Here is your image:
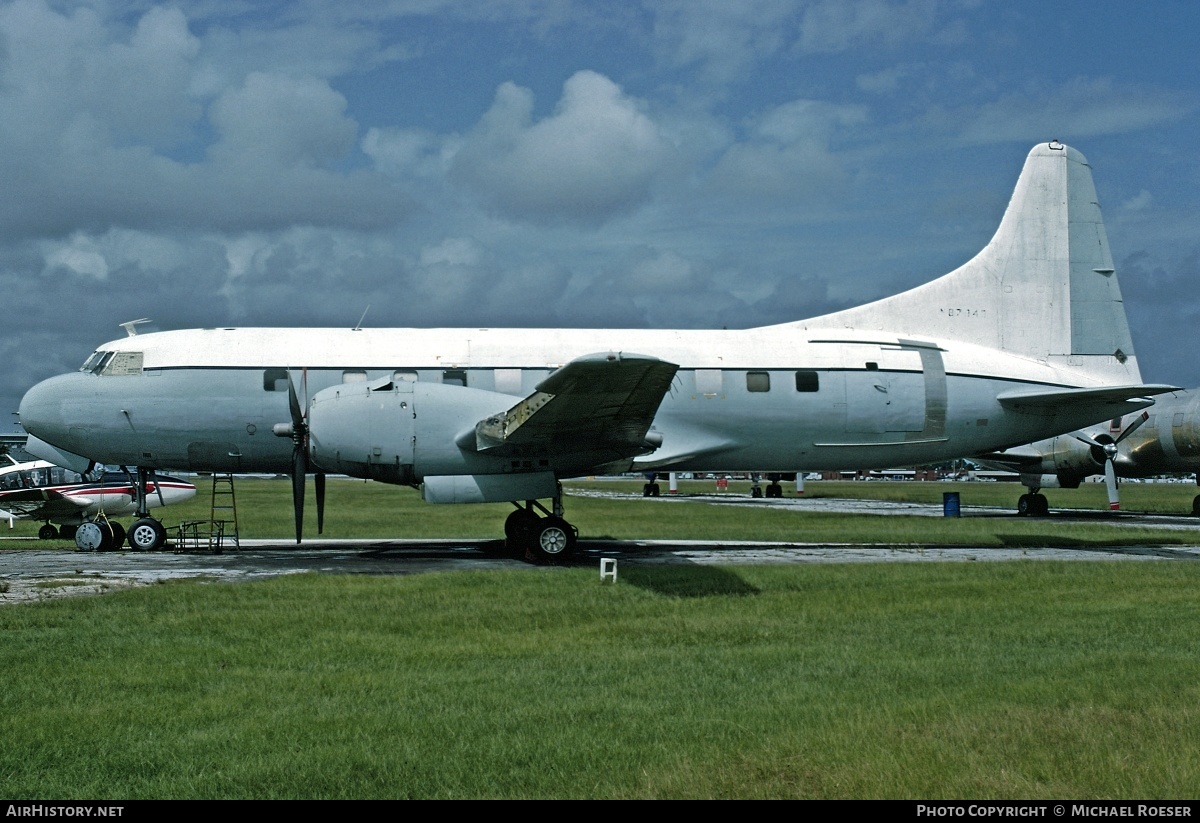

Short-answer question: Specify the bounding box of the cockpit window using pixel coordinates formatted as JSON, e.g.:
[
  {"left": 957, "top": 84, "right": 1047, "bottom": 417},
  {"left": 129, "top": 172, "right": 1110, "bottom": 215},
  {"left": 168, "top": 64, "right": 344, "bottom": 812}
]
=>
[
  {"left": 80, "top": 351, "right": 144, "bottom": 376},
  {"left": 103, "top": 351, "right": 144, "bottom": 376},
  {"left": 81, "top": 351, "right": 112, "bottom": 374}
]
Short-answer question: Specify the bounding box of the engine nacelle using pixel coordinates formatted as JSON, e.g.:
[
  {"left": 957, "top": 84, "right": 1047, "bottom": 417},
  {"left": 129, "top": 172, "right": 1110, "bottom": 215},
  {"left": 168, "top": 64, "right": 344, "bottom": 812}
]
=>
[
  {"left": 1047, "top": 434, "right": 1107, "bottom": 479},
  {"left": 307, "top": 378, "right": 520, "bottom": 485}
]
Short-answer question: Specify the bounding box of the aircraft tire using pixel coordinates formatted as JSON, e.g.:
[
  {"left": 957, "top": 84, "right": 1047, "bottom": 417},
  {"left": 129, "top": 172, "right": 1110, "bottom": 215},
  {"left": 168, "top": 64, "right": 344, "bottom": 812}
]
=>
[
  {"left": 75, "top": 521, "right": 110, "bottom": 552},
  {"left": 501, "top": 508, "right": 540, "bottom": 547},
  {"left": 650, "top": 483, "right": 660, "bottom": 497},
  {"left": 1032, "top": 494, "right": 1050, "bottom": 516},
  {"left": 38, "top": 524, "right": 58, "bottom": 540},
  {"left": 751, "top": 486, "right": 763, "bottom": 499},
  {"left": 1192, "top": 495, "right": 1200, "bottom": 516},
  {"left": 129, "top": 518, "right": 167, "bottom": 551},
  {"left": 766, "top": 483, "right": 782, "bottom": 498},
  {"left": 109, "top": 522, "right": 126, "bottom": 549},
  {"left": 1017, "top": 494, "right": 1031, "bottom": 516},
  {"left": 529, "top": 516, "right": 577, "bottom": 563}
]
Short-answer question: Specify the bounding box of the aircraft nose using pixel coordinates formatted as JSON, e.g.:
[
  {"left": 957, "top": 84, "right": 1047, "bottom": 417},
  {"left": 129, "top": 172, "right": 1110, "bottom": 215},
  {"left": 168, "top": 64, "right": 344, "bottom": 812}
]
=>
[{"left": 19, "top": 373, "right": 74, "bottom": 441}]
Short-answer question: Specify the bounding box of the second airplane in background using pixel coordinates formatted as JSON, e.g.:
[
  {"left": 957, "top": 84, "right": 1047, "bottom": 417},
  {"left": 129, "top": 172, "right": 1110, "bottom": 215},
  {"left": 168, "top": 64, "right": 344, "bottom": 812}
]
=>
[
  {"left": 975, "top": 390, "right": 1200, "bottom": 515},
  {"left": 18, "top": 142, "right": 1176, "bottom": 559}
]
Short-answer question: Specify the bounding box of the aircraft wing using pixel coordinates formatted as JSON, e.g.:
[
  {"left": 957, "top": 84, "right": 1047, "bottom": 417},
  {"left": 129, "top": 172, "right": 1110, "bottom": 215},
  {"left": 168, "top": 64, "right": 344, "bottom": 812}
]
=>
[
  {"left": 469, "top": 352, "right": 679, "bottom": 463},
  {"left": 995, "top": 384, "right": 1179, "bottom": 411},
  {"left": 0, "top": 488, "right": 93, "bottom": 521}
]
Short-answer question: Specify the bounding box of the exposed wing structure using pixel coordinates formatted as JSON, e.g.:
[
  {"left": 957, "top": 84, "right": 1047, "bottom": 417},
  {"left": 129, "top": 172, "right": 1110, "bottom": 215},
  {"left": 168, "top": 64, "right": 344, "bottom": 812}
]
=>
[{"left": 471, "top": 352, "right": 678, "bottom": 465}]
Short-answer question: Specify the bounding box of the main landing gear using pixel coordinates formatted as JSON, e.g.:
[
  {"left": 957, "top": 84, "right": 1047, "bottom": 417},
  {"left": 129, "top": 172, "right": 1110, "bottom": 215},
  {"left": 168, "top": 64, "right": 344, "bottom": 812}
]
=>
[
  {"left": 1016, "top": 490, "right": 1050, "bottom": 517},
  {"left": 71, "top": 468, "right": 170, "bottom": 552},
  {"left": 504, "top": 483, "right": 579, "bottom": 563},
  {"left": 750, "top": 474, "right": 785, "bottom": 498}
]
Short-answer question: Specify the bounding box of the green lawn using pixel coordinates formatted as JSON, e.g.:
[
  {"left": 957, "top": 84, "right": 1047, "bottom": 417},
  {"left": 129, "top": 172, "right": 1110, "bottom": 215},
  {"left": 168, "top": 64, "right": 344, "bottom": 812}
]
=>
[
  {"left": 4, "top": 477, "right": 1199, "bottom": 549},
  {"left": 2, "top": 563, "right": 1199, "bottom": 799}
]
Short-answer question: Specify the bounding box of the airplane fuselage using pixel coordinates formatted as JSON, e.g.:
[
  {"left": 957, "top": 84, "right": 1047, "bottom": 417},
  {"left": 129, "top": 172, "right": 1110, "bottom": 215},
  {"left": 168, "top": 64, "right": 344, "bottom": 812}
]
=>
[{"left": 19, "top": 325, "right": 1154, "bottom": 482}]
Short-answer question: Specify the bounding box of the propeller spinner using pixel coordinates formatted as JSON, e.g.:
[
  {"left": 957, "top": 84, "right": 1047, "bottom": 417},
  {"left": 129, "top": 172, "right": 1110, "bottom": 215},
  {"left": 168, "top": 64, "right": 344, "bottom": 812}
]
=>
[{"left": 1072, "top": 411, "right": 1150, "bottom": 511}]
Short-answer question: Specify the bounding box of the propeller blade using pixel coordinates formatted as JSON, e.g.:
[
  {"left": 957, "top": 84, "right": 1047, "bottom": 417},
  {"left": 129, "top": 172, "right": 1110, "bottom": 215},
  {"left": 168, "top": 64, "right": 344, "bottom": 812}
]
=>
[
  {"left": 316, "top": 472, "right": 326, "bottom": 535},
  {"left": 287, "top": 370, "right": 304, "bottom": 430},
  {"left": 1104, "top": 458, "right": 1120, "bottom": 511},
  {"left": 1114, "top": 410, "right": 1151, "bottom": 445},
  {"left": 292, "top": 445, "right": 306, "bottom": 543}
]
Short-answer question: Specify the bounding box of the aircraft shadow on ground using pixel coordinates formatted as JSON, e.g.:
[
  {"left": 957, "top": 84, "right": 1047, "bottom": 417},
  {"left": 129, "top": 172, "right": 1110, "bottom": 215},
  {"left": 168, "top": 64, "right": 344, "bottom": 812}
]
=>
[{"left": 615, "top": 565, "right": 760, "bottom": 598}]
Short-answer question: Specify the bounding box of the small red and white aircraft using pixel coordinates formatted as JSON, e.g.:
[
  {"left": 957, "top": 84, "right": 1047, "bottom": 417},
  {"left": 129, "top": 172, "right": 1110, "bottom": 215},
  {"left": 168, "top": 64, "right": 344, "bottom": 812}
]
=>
[{"left": 0, "top": 457, "right": 196, "bottom": 550}]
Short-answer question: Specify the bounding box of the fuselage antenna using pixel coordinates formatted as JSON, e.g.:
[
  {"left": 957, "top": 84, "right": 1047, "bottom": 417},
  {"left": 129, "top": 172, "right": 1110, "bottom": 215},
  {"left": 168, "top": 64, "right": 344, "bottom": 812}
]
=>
[
  {"left": 354, "top": 305, "right": 370, "bottom": 331},
  {"left": 119, "top": 319, "right": 151, "bottom": 337}
]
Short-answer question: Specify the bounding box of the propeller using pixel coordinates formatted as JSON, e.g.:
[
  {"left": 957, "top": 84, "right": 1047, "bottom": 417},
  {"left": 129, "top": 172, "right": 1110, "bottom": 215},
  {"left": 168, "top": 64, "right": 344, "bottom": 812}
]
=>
[
  {"left": 273, "top": 369, "right": 326, "bottom": 543},
  {"left": 1073, "top": 411, "right": 1150, "bottom": 511}
]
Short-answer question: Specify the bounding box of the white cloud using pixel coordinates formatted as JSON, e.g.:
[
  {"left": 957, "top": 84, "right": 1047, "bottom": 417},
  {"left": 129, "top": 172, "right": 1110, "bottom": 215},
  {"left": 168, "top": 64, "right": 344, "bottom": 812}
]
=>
[
  {"left": 208, "top": 72, "right": 358, "bottom": 169},
  {"left": 450, "top": 70, "right": 671, "bottom": 225},
  {"left": 798, "top": 0, "right": 940, "bottom": 54},
  {"left": 957, "top": 77, "right": 1194, "bottom": 144},
  {"left": 706, "top": 100, "right": 867, "bottom": 199}
]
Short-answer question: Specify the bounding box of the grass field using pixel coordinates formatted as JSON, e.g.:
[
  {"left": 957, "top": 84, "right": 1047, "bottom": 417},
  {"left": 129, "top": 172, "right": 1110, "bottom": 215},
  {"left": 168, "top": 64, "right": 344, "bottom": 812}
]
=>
[
  {"left": 2, "top": 563, "right": 1199, "bottom": 799},
  {"left": 3, "top": 477, "right": 1200, "bottom": 799},
  {"left": 4, "top": 476, "right": 1200, "bottom": 549}
]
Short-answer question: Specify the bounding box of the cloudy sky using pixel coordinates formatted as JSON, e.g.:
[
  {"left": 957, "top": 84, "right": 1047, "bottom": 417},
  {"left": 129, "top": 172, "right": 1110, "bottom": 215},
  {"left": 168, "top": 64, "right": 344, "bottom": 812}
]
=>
[{"left": 3, "top": 0, "right": 1199, "bottom": 430}]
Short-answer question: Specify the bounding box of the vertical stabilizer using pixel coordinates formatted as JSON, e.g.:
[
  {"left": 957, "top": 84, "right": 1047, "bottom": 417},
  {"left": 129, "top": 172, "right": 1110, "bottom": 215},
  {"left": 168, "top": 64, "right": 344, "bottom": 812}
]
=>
[{"left": 796, "top": 142, "right": 1140, "bottom": 384}]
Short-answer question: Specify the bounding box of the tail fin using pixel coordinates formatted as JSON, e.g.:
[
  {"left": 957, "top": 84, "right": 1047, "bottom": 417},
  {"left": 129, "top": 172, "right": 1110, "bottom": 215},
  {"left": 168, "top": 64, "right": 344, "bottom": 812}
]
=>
[{"left": 796, "top": 142, "right": 1141, "bottom": 384}]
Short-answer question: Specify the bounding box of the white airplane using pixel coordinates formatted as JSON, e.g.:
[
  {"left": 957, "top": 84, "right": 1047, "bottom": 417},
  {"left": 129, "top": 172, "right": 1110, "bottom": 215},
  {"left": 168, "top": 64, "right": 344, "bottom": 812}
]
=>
[
  {"left": 17, "top": 142, "right": 1177, "bottom": 559},
  {"left": 974, "top": 390, "right": 1200, "bottom": 515},
  {"left": 0, "top": 456, "right": 196, "bottom": 550}
]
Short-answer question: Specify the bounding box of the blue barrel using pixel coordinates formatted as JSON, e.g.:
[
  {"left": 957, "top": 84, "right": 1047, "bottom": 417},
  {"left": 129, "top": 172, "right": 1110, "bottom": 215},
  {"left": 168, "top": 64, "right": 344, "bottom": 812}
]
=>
[{"left": 943, "top": 491, "right": 961, "bottom": 518}]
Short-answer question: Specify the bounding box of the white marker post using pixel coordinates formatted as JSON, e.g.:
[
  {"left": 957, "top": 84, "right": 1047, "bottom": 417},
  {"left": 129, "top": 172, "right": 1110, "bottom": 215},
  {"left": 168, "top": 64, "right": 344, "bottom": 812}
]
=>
[{"left": 600, "top": 558, "right": 617, "bottom": 583}]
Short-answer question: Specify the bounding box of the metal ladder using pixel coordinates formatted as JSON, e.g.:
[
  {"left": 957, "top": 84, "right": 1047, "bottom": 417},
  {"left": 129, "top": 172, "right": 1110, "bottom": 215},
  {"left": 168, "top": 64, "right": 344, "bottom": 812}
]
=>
[{"left": 209, "top": 473, "right": 240, "bottom": 551}]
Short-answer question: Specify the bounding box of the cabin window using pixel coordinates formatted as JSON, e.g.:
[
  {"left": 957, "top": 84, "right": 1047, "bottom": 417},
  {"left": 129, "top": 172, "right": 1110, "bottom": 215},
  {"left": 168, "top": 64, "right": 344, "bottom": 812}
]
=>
[
  {"left": 443, "top": 369, "right": 467, "bottom": 387},
  {"left": 343, "top": 370, "right": 368, "bottom": 383},
  {"left": 794, "top": 370, "right": 820, "bottom": 392},
  {"left": 695, "top": 369, "right": 723, "bottom": 395},
  {"left": 865, "top": 362, "right": 879, "bottom": 371},
  {"left": 393, "top": 370, "right": 418, "bottom": 383},
  {"left": 263, "top": 368, "right": 289, "bottom": 392},
  {"left": 494, "top": 369, "right": 522, "bottom": 395},
  {"left": 746, "top": 371, "right": 771, "bottom": 392}
]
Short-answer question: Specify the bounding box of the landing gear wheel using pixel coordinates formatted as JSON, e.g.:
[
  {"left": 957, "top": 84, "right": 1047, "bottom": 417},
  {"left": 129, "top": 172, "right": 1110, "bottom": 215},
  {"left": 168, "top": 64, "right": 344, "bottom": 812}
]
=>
[
  {"left": 530, "top": 516, "right": 577, "bottom": 563},
  {"left": 751, "top": 485, "right": 763, "bottom": 498},
  {"left": 766, "top": 483, "right": 782, "bottom": 498},
  {"left": 38, "top": 524, "right": 58, "bottom": 540},
  {"left": 1192, "top": 494, "right": 1200, "bottom": 516},
  {"left": 109, "top": 522, "right": 126, "bottom": 549},
  {"left": 75, "top": 521, "right": 112, "bottom": 552},
  {"left": 1017, "top": 494, "right": 1032, "bottom": 516},
  {"left": 1032, "top": 493, "right": 1049, "bottom": 516},
  {"left": 642, "top": 482, "right": 662, "bottom": 497},
  {"left": 505, "top": 508, "right": 539, "bottom": 548},
  {"left": 128, "top": 518, "right": 168, "bottom": 551}
]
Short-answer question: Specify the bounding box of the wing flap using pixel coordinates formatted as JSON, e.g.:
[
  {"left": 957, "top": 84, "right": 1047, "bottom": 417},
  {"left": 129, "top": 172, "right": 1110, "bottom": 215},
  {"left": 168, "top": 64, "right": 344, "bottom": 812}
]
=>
[{"left": 473, "top": 352, "right": 678, "bottom": 459}]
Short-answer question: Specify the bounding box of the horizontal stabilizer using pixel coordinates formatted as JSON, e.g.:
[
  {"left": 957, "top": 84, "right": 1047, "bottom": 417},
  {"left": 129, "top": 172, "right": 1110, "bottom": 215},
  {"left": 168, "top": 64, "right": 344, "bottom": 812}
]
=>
[
  {"left": 971, "top": 445, "right": 1046, "bottom": 471},
  {"left": 472, "top": 352, "right": 679, "bottom": 458},
  {"left": 996, "top": 384, "right": 1179, "bottom": 411}
]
